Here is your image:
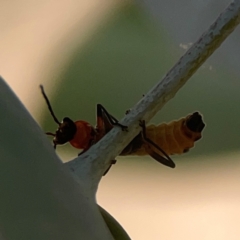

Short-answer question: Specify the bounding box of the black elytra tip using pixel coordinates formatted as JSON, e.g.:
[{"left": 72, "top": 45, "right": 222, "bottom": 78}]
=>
[{"left": 186, "top": 112, "right": 205, "bottom": 132}]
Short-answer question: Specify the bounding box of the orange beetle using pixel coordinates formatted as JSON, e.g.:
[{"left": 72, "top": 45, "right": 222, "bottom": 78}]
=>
[{"left": 40, "top": 85, "right": 205, "bottom": 174}]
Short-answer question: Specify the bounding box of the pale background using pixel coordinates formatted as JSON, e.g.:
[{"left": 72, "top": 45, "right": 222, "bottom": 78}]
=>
[{"left": 1, "top": 1, "right": 240, "bottom": 239}]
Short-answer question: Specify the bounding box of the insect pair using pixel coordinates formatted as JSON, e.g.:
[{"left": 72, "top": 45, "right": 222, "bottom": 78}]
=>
[{"left": 40, "top": 85, "right": 205, "bottom": 175}]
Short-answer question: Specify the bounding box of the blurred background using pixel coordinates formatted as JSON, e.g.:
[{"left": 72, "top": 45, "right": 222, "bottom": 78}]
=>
[{"left": 1, "top": 0, "right": 240, "bottom": 239}]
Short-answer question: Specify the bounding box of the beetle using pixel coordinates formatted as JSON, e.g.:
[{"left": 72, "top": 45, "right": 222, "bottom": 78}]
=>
[{"left": 40, "top": 85, "right": 205, "bottom": 174}]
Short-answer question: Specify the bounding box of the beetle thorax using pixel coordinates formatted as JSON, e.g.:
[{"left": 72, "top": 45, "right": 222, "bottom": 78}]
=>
[{"left": 69, "top": 120, "right": 96, "bottom": 150}]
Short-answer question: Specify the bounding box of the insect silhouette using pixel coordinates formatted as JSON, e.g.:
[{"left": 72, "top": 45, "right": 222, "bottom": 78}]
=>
[{"left": 40, "top": 85, "right": 205, "bottom": 174}]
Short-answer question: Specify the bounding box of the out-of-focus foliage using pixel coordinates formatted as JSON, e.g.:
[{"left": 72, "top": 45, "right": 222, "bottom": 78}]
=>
[{"left": 41, "top": 2, "right": 240, "bottom": 162}]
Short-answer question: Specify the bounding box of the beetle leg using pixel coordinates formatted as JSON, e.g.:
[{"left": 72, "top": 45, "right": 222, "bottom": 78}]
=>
[
  {"left": 139, "top": 120, "right": 175, "bottom": 168},
  {"left": 103, "top": 159, "right": 117, "bottom": 176},
  {"left": 97, "top": 104, "right": 128, "bottom": 131}
]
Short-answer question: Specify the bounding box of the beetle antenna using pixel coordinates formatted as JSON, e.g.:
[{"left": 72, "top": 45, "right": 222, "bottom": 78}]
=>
[{"left": 40, "top": 85, "right": 61, "bottom": 125}]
